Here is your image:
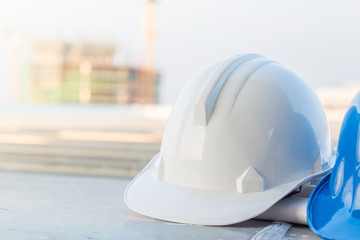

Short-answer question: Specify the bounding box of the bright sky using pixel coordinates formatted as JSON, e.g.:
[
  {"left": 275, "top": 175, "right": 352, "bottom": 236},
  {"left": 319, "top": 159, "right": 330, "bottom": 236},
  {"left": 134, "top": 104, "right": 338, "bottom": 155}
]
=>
[{"left": 0, "top": 0, "right": 359, "bottom": 104}]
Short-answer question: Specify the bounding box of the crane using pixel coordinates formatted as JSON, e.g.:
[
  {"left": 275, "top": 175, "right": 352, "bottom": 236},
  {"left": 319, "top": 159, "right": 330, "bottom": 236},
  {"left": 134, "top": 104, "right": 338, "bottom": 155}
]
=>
[{"left": 140, "top": 0, "right": 156, "bottom": 103}]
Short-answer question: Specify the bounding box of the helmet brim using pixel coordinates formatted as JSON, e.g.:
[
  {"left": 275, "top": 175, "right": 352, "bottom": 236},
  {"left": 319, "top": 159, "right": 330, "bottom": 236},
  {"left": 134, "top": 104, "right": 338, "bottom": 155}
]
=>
[
  {"left": 307, "top": 172, "right": 360, "bottom": 240},
  {"left": 125, "top": 154, "right": 331, "bottom": 226}
]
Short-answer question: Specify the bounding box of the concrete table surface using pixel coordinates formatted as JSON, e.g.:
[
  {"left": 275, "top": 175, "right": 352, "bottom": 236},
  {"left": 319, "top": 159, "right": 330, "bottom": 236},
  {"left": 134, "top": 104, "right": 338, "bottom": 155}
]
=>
[{"left": 0, "top": 171, "right": 322, "bottom": 240}]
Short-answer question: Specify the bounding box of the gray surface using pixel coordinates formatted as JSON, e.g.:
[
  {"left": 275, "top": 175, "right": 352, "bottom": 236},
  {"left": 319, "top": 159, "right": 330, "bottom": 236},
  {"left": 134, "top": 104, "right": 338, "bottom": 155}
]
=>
[{"left": 0, "top": 171, "right": 322, "bottom": 240}]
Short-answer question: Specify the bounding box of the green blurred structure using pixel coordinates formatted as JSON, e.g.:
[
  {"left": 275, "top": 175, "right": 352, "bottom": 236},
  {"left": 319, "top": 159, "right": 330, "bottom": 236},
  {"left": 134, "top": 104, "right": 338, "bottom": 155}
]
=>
[{"left": 28, "top": 40, "right": 159, "bottom": 104}]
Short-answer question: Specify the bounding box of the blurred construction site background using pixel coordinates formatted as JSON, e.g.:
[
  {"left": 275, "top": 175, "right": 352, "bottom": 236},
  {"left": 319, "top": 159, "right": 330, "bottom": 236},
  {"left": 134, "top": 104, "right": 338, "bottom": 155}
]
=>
[{"left": 0, "top": 0, "right": 359, "bottom": 177}]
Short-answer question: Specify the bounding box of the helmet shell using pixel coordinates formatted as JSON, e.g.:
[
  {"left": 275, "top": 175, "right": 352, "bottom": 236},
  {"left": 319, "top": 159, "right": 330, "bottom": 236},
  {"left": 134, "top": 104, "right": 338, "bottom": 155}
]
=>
[
  {"left": 307, "top": 91, "right": 360, "bottom": 240},
  {"left": 125, "top": 54, "right": 334, "bottom": 225},
  {"left": 158, "top": 54, "right": 333, "bottom": 192}
]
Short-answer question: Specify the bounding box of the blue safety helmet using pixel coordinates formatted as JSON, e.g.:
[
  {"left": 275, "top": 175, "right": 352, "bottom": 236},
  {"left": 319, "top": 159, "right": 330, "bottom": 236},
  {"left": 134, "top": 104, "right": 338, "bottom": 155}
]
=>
[{"left": 307, "top": 91, "right": 360, "bottom": 240}]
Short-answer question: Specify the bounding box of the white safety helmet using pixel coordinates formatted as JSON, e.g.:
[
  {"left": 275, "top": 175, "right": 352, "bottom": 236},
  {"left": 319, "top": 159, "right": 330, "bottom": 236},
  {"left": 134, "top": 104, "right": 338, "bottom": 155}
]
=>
[{"left": 125, "top": 54, "right": 334, "bottom": 225}]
